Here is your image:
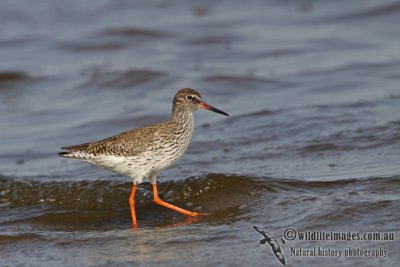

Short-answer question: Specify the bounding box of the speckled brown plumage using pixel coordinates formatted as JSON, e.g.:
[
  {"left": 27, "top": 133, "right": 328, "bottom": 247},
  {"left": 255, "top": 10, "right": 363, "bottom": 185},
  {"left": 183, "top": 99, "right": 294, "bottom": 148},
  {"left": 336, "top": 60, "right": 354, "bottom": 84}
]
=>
[
  {"left": 58, "top": 88, "right": 229, "bottom": 184},
  {"left": 60, "top": 124, "right": 160, "bottom": 157},
  {"left": 58, "top": 88, "right": 228, "bottom": 227}
]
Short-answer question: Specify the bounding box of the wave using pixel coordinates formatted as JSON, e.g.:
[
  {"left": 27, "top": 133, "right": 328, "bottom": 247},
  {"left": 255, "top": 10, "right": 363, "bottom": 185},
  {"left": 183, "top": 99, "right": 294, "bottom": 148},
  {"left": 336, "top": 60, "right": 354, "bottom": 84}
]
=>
[
  {"left": 1, "top": 174, "right": 399, "bottom": 230},
  {"left": 1, "top": 173, "right": 399, "bottom": 210}
]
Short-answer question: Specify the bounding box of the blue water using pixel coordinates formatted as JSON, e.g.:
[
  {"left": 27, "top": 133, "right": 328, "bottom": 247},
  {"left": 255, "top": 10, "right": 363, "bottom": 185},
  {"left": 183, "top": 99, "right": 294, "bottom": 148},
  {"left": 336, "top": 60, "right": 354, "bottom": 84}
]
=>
[{"left": 1, "top": 0, "right": 399, "bottom": 266}]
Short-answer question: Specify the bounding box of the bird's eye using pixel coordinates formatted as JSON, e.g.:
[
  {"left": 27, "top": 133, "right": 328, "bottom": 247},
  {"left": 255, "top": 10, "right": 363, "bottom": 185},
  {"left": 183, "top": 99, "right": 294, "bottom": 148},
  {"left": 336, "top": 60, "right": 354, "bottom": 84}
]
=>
[{"left": 186, "top": 95, "right": 194, "bottom": 101}]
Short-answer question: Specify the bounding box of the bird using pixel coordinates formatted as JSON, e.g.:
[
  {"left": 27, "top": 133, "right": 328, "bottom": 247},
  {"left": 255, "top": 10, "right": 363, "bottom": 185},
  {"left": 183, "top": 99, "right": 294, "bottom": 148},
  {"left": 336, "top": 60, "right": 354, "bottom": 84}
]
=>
[
  {"left": 253, "top": 226, "right": 286, "bottom": 265},
  {"left": 58, "top": 88, "right": 229, "bottom": 228}
]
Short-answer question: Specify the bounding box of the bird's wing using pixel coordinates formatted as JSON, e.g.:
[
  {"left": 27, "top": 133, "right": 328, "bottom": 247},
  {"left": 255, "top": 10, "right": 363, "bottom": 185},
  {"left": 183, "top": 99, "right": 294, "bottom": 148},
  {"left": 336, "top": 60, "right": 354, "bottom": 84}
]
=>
[
  {"left": 60, "top": 124, "right": 162, "bottom": 157},
  {"left": 268, "top": 239, "right": 286, "bottom": 265},
  {"left": 253, "top": 226, "right": 270, "bottom": 238}
]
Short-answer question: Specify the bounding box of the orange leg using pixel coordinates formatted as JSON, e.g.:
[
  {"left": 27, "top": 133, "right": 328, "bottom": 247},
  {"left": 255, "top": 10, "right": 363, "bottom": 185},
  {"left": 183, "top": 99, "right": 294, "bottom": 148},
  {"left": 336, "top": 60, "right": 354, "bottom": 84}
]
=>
[
  {"left": 128, "top": 185, "right": 138, "bottom": 228},
  {"left": 152, "top": 183, "right": 207, "bottom": 216}
]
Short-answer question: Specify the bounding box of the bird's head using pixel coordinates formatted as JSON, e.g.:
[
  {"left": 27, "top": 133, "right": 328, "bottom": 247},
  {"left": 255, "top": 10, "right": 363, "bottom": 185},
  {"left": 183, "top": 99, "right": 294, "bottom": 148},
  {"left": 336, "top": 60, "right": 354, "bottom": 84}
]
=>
[{"left": 172, "top": 88, "right": 229, "bottom": 116}]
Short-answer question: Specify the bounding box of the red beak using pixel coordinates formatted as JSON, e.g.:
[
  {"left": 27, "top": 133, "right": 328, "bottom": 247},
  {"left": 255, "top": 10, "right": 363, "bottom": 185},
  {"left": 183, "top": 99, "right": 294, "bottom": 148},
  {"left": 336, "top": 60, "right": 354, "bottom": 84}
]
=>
[{"left": 199, "top": 102, "right": 229, "bottom": 116}]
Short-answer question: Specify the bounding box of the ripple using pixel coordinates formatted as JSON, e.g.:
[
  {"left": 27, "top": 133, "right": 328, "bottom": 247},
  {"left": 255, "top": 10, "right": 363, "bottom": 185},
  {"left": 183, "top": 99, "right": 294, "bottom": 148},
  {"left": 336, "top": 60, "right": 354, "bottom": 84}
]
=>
[
  {"left": 100, "top": 27, "right": 171, "bottom": 39},
  {"left": 82, "top": 69, "right": 166, "bottom": 89},
  {"left": 203, "top": 74, "right": 274, "bottom": 88},
  {"left": 0, "top": 71, "right": 30, "bottom": 86},
  {"left": 320, "top": 2, "right": 400, "bottom": 22},
  {"left": 301, "top": 143, "right": 339, "bottom": 153}
]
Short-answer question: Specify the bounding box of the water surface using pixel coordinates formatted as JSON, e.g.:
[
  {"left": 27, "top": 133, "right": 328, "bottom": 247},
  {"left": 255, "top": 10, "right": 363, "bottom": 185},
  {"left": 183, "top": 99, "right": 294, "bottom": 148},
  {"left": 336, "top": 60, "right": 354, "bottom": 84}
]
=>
[{"left": 1, "top": 0, "right": 400, "bottom": 266}]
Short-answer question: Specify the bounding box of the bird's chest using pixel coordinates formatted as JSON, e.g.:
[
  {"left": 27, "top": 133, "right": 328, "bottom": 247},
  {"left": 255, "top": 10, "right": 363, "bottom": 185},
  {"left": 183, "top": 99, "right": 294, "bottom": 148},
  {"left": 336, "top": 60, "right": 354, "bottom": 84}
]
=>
[{"left": 150, "top": 122, "right": 194, "bottom": 171}]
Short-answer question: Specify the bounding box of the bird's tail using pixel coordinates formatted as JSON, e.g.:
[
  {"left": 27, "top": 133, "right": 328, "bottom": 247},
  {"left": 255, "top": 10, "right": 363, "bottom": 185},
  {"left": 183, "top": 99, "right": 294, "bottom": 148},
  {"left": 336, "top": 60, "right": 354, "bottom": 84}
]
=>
[
  {"left": 58, "top": 143, "right": 93, "bottom": 159},
  {"left": 58, "top": 151, "right": 77, "bottom": 158},
  {"left": 58, "top": 150, "right": 92, "bottom": 159},
  {"left": 58, "top": 151, "right": 71, "bottom": 157}
]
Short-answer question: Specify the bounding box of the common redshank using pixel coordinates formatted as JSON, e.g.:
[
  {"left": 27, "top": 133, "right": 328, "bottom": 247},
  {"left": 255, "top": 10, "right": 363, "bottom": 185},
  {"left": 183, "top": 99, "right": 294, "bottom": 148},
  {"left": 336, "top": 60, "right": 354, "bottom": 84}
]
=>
[{"left": 58, "top": 88, "right": 229, "bottom": 228}]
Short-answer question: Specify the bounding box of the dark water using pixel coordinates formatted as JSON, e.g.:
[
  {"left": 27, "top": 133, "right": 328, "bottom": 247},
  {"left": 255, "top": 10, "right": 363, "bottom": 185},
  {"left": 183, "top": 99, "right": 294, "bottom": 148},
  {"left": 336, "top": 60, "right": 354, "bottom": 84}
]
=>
[{"left": 1, "top": 0, "right": 400, "bottom": 266}]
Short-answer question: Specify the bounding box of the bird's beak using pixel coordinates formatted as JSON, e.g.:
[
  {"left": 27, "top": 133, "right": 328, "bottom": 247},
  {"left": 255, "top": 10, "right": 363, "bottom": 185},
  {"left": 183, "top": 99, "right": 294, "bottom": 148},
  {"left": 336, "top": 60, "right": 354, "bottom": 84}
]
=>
[{"left": 199, "top": 101, "right": 229, "bottom": 116}]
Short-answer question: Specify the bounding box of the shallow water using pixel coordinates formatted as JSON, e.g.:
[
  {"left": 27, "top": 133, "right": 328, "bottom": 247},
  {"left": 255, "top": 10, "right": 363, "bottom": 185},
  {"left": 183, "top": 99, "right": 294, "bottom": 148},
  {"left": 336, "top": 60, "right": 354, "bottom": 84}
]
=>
[{"left": 1, "top": 0, "right": 400, "bottom": 266}]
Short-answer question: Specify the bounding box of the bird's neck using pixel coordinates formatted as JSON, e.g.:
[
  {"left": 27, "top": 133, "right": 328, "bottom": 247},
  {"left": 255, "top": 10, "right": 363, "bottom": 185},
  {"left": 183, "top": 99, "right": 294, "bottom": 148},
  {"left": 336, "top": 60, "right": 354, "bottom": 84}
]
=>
[{"left": 170, "top": 109, "right": 195, "bottom": 130}]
